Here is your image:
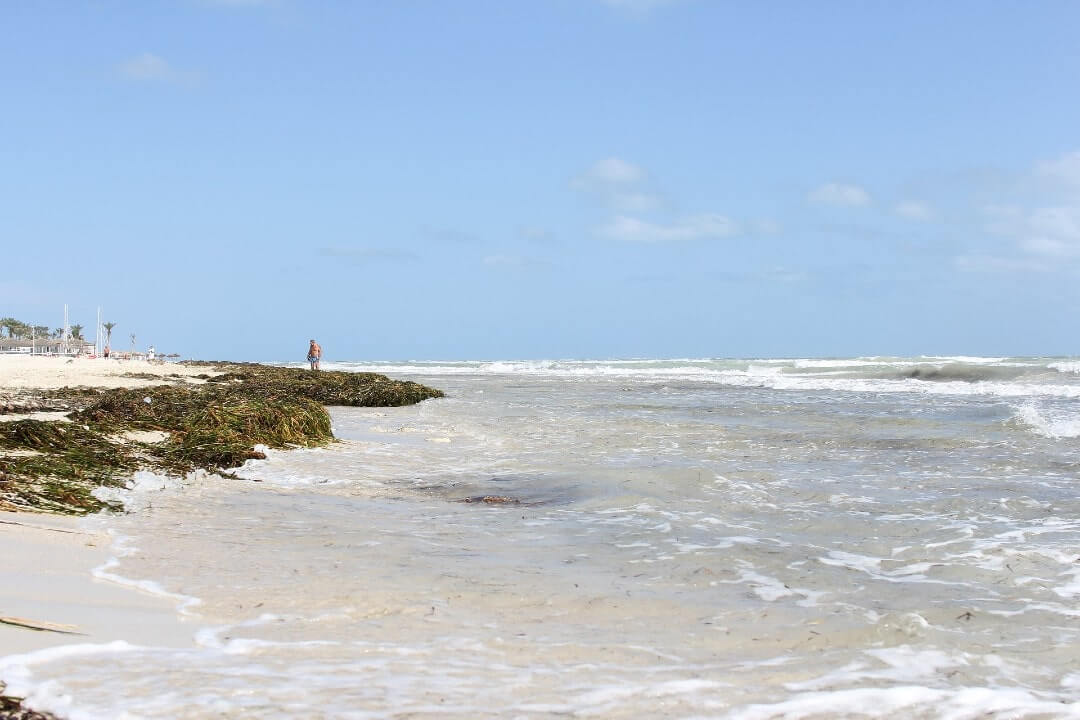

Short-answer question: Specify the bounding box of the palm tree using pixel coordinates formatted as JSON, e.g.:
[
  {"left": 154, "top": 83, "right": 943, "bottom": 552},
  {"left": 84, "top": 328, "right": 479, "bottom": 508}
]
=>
[
  {"left": 10, "top": 321, "right": 29, "bottom": 339},
  {"left": 130, "top": 332, "right": 136, "bottom": 352},
  {"left": 71, "top": 324, "right": 84, "bottom": 340},
  {"left": 103, "top": 322, "right": 116, "bottom": 348},
  {"left": 1, "top": 318, "right": 29, "bottom": 339}
]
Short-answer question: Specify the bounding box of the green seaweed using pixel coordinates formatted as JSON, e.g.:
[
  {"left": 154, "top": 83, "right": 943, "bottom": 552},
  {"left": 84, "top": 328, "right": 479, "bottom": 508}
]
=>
[
  {"left": 1, "top": 364, "right": 444, "bottom": 515},
  {"left": 198, "top": 363, "right": 445, "bottom": 406},
  {"left": 0, "top": 420, "right": 136, "bottom": 513}
]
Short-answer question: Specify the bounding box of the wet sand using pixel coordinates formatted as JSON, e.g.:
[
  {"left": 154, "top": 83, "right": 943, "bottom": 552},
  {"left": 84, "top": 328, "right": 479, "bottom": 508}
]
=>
[{"left": 0, "top": 511, "right": 192, "bottom": 658}]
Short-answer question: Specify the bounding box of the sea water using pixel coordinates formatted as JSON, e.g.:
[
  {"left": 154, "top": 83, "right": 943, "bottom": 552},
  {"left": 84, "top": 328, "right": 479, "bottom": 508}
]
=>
[{"left": 3, "top": 357, "right": 1080, "bottom": 719}]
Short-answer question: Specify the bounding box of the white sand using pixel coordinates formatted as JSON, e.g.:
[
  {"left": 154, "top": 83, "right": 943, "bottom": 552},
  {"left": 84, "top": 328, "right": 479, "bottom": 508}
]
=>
[
  {"left": 0, "top": 511, "right": 194, "bottom": 656},
  {"left": 1, "top": 356, "right": 208, "bottom": 671},
  {"left": 0, "top": 354, "right": 215, "bottom": 391}
]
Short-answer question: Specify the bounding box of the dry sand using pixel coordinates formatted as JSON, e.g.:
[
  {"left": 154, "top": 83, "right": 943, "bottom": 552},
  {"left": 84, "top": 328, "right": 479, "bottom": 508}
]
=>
[
  {"left": 0, "top": 354, "right": 213, "bottom": 391},
  {"left": 1, "top": 355, "right": 204, "bottom": 684}
]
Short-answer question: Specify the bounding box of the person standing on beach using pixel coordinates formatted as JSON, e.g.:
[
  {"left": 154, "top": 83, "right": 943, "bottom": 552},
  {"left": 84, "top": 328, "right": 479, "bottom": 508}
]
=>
[{"left": 307, "top": 339, "right": 322, "bottom": 370}]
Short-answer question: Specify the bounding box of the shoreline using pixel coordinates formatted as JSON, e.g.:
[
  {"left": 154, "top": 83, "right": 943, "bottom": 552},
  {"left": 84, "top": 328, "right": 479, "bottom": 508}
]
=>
[
  {"left": 0, "top": 357, "right": 215, "bottom": 719},
  {"left": 0, "top": 511, "right": 195, "bottom": 720},
  {"left": 0, "top": 354, "right": 444, "bottom": 719}
]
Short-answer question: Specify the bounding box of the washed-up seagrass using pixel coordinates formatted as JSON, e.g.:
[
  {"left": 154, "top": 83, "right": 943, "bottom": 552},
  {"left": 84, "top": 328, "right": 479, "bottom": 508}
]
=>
[{"left": 0, "top": 364, "right": 444, "bottom": 515}]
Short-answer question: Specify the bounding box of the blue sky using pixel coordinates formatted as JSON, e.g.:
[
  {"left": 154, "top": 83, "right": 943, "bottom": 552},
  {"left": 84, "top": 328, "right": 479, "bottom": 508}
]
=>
[{"left": 3, "top": 1, "right": 1079, "bottom": 360}]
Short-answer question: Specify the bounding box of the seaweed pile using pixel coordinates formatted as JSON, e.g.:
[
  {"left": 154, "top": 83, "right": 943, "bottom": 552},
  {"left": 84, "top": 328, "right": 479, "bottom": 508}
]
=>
[
  {"left": 0, "top": 364, "right": 444, "bottom": 515},
  {"left": 0, "top": 419, "right": 139, "bottom": 514},
  {"left": 199, "top": 363, "right": 444, "bottom": 407},
  {"left": 0, "top": 683, "right": 60, "bottom": 720}
]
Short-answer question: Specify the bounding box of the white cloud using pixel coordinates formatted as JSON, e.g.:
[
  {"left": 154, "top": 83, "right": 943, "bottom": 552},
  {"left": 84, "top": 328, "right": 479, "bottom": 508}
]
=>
[
  {"left": 808, "top": 182, "right": 871, "bottom": 207},
  {"left": 117, "top": 53, "right": 198, "bottom": 85},
  {"left": 894, "top": 201, "right": 933, "bottom": 221},
  {"left": 571, "top": 157, "right": 647, "bottom": 190},
  {"left": 1023, "top": 206, "right": 1080, "bottom": 255},
  {"left": 118, "top": 53, "right": 171, "bottom": 79},
  {"left": 983, "top": 203, "right": 1080, "bottom": 257},
  {"left": 599, "top": 214, "right": 739, "bottom": 242},
  {"left": 572, "top": 156, "right": 662, "bottom": 211},
  {"left": 954, "top": 255, "right": 1052, "bottom": 273},
  {"left": 945, "top": 150, "right": 1080, "bottom": 272},
  {"left": 1036, "top": 150, "right": 1080, "bottom": 190}
]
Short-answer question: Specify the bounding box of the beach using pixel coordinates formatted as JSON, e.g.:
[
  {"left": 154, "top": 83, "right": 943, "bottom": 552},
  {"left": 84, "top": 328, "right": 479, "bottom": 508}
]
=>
[
  {"left": 3, "top": 356, "right": 1080, "bottom": 718},
  {"left": 0, "top": 355, "right": 209, "bottom": 716},
  {"left": 0, "top": 355, "right": 212, "bottom": 393},
  {"left": 0, "top": 510, "right": 192, "bottom": 656}
]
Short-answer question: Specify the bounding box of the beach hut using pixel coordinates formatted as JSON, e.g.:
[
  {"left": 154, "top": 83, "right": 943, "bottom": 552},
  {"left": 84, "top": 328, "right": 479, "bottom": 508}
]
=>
[{"left": 0, "top": 337, "right": 95, "bottom": 355}]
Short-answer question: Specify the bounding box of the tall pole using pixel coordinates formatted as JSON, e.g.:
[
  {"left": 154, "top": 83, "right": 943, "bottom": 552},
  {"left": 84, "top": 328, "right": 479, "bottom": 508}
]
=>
[
  {"left": 63, "top": 304, "right": 70, "bottom": 356},
  {"left": 96, "top": 306, "right": 102, "bottom": 356}
]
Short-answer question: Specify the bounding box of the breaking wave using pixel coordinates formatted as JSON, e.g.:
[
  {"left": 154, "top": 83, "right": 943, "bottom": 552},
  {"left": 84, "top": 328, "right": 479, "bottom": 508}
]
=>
[
  {"left": 1011, "top": 403, "right": 1080, "bottom": 439},
  {"left": 314, "top": 356, "right": 1080, "bottom": 401}
]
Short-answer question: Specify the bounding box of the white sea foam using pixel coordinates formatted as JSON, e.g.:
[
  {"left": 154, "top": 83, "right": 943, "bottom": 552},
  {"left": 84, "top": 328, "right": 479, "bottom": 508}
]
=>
[
  {"left": 89, "top": 533, "right": 203, "bottom": 615},
  {"left": 1013, "top": 403, "right": 1080, "bottom": 438},
  {"left": 8, "top": 357, "right": 1080, "bottom": 718},
  {"left": 0, "top": 642, "right": 143, "bottom": 720},
  {"left": 313, "top": 357, "right": 1080, "bottom": 401},
  {"left": 1050, "top": 360, "right": 1080, "bottom": 373},
  {"left": 721, "top": 685, "right": 1080, "bottom": 720},
  {"left": 817, "top": 551, "right": 958, "bottom": 585}
]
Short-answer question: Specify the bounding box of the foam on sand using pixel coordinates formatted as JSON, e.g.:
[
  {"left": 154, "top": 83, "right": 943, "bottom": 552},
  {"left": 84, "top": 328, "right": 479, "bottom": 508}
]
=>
[{"left": 0, "top": 511, "right": 194, "bottom": 700}]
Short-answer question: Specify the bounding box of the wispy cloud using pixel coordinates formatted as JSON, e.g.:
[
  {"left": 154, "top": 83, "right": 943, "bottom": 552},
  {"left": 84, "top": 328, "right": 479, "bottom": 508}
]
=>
[
  {"left": 808, "top": 182, "right": 871, "bottom": 207},
  {"left": 954, "top": 254, "right": 1053, "bottom": 273},
  {"left": 894, "top": 201, "right": 934, "bottom": 221},
  {"left": 419, "top": 226, "right": 481, "bottom": 245},
  {"left": 518, "top": 226, "right": 554, "bottom": 242},
  {"left": 612, "top": 191, "right": 662, "bottom": 212},
  {"left": 751, "top": 218, "right": 783, "bottom": 235},
  {"left": 316, "top": 247, "right": 419, "bottom": 265},
  {"left": 1022, "top": 207, "right": 1080, "bottom": 256},
  {"left": 597, "top": 0, "right": 681, "bottom": 12},
  {"left": 482, "top": 254, "right": 551, "bottom": 270},
  {"left": 981, "top": 150, "right": 1080, "bottom": 258},
  {"left": 1035, "top": 150, "right": 1080, "bottom": 190},
  {"left": 117, "top": 53, "right": 199, "bottom": 85},
  {"left": 572, "top": 156, "right": 662, "bottom": 211},
  {"left": 571, "top": 156, "right": 647, "bottom": 190},
  {"left": 599, "top": 214, "right": 739, "bottom": 242}
]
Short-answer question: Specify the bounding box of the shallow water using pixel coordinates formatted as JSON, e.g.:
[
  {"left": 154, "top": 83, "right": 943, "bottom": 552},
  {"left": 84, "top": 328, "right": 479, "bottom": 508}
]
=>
[{"left": 4, "top": 357, "right": 1080, "bottom": 718}]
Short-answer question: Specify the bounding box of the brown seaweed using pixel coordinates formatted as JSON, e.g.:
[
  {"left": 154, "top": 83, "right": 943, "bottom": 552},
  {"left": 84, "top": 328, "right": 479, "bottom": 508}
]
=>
[{"left": 1, "top": 363, "right": 444, "bottom": 515}]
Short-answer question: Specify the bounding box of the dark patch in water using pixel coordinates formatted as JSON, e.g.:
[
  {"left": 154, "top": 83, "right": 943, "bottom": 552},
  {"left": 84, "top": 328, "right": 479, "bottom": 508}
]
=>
[
  {"left": 460, "top": 495, "right": 521, "bottom": 505},
  {"left": 901, "top": 368, "right": 990, "bottom": 382},
  {"left": 879, "top": 365, "right": 1045, "bottom": 383},
  {"left": 405, "top": 473, "right": 584, "bottom": 507}
]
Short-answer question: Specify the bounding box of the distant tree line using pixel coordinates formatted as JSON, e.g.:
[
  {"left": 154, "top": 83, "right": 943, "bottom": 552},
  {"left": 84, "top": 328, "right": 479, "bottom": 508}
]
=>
[{"left": 0, "top": 317, "right": 117, "bottom": 343}]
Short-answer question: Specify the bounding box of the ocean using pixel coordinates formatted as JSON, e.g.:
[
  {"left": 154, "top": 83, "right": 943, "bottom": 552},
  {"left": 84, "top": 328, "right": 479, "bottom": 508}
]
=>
[{"left": 4, "top": 356, "right": 1080, "bottom": 719}]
